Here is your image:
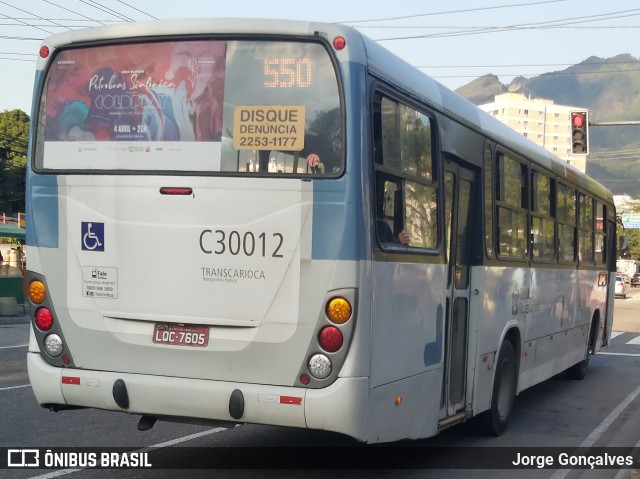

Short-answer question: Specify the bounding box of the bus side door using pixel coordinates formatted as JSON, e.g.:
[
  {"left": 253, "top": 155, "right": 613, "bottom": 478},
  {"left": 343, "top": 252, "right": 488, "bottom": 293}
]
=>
[{"left": 441, "top": 158, "right": 477, "bottom": 420}]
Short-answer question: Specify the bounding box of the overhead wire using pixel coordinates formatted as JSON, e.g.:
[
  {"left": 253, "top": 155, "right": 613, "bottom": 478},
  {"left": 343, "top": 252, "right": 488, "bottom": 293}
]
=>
[
  {"left": 372, "top": 8, "right": 640, "bottom": 41},
  {"left": 0, "top": 0, "right": 640, "bottom": 94},
  {"left": 0, "top": 35, "right": 44, "bottom": 41},
  {"left": 427, "top": 68, "right": 640, "bottom": 81},
  {"left": 0, "top": 0, "right": 70, "bottom": 32},
  {"left": 0, "top": 57, "right": 34, "bottom": 61},
  {"left": 0, "top": 51, "right": 36, "bottom": 56},
  {"left": 42, "top": 0, "right": 107, "bottom": 26},
  {"left": 341, "top": 0, "right": 568, "bottom": 24},
  {"left": 0, "top": 0, "right": 156, "bottom": 31},
  {"left": 116, "top": 0, "right": 158, "bottom": 20},
  {"left": 0, "top": 2, "right": 636, "bottom": 76},
  {"left": 0, "top": 0, "right": 159, "bottom": 51},
  {"left": 419, "top": 61, "right": 640, "bottom": 69},
  {"left": 0, "top": 3, "right": 56, "bottom": 35},
  {"left": 77, "top": 0, "right": 135, "bottom": 22}
]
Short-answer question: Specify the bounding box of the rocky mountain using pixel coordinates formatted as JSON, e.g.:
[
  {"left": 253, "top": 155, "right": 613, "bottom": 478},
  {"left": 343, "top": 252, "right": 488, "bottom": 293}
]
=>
[{"left": 454, "top": 54, "right": 640, "bottom": 198}]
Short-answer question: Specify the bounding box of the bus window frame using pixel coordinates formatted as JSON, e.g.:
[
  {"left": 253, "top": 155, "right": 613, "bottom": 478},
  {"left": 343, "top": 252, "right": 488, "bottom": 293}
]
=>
[
  {"left": 594, "top": 200, "right": 607, "bottom": 267},
  {"left": 483, "top": 141, "right": 495, "bottom": 260},
  {"left": 370, "top": 87, "right": 442, "bottom": 256},
  {"left": 530, "top": 168, "right": 556, "bottom": 264},
  {"left": 495, "top": 147, "right": 530, "bottom": 262},
  {"left": 556, "top": 181, "right": 577, "bottom": 265},
  {"left": 31, "top": 34, "right": 347, "bottom": 180},
  {"left": 577, "top": 192, "right": 595, "bottom": 266}
]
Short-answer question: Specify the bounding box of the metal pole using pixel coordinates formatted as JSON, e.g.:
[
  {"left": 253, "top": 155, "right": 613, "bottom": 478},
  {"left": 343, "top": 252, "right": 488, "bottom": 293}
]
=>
[{"left": 590, "top": 121, "right": 640, "bottom": 126}]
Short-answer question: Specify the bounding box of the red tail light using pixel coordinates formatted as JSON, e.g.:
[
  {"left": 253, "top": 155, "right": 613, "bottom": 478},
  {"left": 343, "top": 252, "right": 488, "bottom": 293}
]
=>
[
  {"left": 318, "top": 326, "right": 343, "bottom": 353},
  {"left": 35, "top": 307, "right": 54, "bottom": 331},
  {"left": 333, "top": 36, "right": 346, "bottom": 50}
]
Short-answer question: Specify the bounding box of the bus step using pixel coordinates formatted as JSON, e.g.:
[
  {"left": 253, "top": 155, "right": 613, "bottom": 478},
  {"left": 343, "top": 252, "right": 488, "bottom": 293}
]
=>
[{"left": 438, "top": 412, "right": 466, "bottom": 431}]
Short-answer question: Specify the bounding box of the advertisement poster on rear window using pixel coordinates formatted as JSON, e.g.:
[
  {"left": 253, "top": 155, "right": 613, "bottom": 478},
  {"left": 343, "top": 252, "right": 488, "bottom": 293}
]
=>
[{"left": 43, "top": 40, "right": 227, "bottom": 171}]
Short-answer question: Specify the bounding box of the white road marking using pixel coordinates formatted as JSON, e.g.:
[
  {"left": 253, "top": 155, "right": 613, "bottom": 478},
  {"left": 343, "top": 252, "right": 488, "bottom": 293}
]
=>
[
  {"left": 551, "top": 383, "right": 640, "bottom": 479},
  {"left": 625, "top": 336, "right": 640, "bottom": 345},
  {"left": 0, "top": 343, "right": 28, "bottom": 349},
  {"left": 0, "top": 384, "right": 31, "bottom": 391}
]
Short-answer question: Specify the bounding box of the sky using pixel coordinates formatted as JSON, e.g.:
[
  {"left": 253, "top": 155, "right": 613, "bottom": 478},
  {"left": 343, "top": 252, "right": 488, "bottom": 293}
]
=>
[{"left": 1, "top": 0, "right": 639, "bottom": 114}]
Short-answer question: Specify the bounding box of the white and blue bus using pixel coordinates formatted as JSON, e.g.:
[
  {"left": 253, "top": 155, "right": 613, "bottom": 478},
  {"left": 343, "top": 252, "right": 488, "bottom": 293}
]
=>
[{"left": 26, "top": 19, "right": 616, "bottom": 443}]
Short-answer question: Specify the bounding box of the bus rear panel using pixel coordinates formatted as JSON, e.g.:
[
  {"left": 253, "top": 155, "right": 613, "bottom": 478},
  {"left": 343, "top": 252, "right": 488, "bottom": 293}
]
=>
[{"left": 27, "top": 22, "right": 369, "bottom": 440}]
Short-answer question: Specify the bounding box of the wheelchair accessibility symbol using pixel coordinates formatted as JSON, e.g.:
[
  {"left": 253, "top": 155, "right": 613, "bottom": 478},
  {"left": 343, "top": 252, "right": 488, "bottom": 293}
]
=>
[{"left": 81, "top": 222, "right": 104, "bottom": 251}]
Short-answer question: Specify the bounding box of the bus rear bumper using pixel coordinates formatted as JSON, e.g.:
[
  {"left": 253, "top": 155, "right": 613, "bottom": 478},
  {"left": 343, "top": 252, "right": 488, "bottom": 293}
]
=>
[{"left": 27, "top": 352, "right": 369, "bottom": 439}]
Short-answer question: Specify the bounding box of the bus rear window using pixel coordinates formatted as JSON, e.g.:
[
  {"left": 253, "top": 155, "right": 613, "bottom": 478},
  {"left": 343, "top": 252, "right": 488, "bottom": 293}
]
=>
[{"left": 36, "top": 38, "right": 342, "bottom": 176}]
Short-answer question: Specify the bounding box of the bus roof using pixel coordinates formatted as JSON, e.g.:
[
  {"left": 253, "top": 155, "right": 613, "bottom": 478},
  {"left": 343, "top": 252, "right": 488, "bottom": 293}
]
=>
[{"left": 36, "top": 18, "right": 340, "bottom": 53}]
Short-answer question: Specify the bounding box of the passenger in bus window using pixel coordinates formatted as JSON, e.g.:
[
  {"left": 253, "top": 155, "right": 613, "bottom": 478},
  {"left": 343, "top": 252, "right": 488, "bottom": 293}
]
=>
[
  {"left": 397, "top": 229, "right": 410, "bottom": 245},
  {"left": 377, "top": 219, "right": 409, "bottom": 245}
]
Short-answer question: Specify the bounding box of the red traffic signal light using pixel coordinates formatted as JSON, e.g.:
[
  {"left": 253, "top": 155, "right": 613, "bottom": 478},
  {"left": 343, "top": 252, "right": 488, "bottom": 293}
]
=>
[
  {"left": 572, "top": 114, "right": 584, "bottom": 128},
  {"left": 570, "top": 111, "right": 588, "bottom": 155}
]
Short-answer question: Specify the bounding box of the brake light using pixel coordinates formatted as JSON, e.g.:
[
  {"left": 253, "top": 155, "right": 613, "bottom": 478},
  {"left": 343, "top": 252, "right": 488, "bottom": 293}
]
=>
[
  {"left": 35, "top": 308, "right": 54, "bottom": 331},
  {"left": 298, "top": 290, "right": 356, "bottom": 387},
  {"left": 159, "top": 187, "right": 193, "bottom": 195},
  {"left": 318, "top": 326, "right": 343, "bottom": 353}
]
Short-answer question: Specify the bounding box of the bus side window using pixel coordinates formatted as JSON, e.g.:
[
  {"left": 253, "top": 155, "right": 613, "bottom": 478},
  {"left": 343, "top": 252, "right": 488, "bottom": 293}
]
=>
[
  {"left": 595, "top": 201, "right": 606, "bottom": 266},
  {"left": 483, "top": 143, "right": 494, "bottom": 258},
  {"left": 373, "top": 93, "right": 438, "bottom": 250},
  {"left": 496, "top": 151, "right": 528, "bottom": 259},
  {"left": 531, "top": 171, "right": 555, "bottom": 262},
  {"left": 578, "top": 193, "right": 594, "bottom": 264},
  {"left": 557, "top": 183, "right": 576, "bottom": 262}
]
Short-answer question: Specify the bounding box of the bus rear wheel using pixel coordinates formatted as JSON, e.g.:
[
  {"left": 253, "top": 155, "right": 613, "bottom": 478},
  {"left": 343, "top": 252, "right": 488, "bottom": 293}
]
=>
[
  {"left": 566, "top": 358, "right": 588, "bottom": 380},
  {"left": 566, "top": 317, "right": 597, "bottom": 380},
  {"left": 482, "top": 340, "right": 517, "bottom": 436}
]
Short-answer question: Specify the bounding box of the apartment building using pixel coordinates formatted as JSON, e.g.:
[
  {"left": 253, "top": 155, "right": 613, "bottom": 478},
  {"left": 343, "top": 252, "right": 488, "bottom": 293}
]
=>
[{"left": 479, "top": 92, "right": 587, "bottom": 173}]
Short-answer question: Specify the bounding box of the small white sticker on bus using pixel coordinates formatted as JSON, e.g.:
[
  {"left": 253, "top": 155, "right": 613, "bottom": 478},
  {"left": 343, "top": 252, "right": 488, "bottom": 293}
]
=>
[{"left": 82, "top": 266, "right": 118, "bottom": 299}]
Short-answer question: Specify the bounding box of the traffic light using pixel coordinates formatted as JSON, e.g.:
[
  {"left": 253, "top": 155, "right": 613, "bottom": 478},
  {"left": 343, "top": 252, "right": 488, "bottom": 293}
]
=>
[{"left": 570, "top": 111, "right": 589, "bottom": 155}]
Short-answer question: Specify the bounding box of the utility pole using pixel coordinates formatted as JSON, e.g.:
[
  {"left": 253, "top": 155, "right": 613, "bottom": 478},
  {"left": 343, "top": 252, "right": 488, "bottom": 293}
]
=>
[{"left": 590, "top": 121, "right": 640, "bottom": 126}]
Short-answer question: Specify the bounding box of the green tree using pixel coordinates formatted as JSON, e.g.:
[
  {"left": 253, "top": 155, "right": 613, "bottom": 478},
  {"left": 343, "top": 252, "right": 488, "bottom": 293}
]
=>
[
  {"left": 0, "top": 109, "right": 29, "bottom": 215},
  {"left": 625, "top": 228, "right": 640, "bottom": 260}
]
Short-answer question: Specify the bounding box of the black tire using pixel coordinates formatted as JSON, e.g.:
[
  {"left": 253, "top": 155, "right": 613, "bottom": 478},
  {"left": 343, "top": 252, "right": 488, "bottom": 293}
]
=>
[
  {"left": 566, "top": 318, "right": 596, "bottom": 380},
  {"left": 481, "top": 340, "right": 517, "bottom": 436},
  {"left": 566, "top": 358, "right": 588, "bottom": 380}
]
